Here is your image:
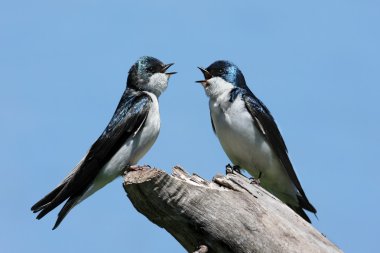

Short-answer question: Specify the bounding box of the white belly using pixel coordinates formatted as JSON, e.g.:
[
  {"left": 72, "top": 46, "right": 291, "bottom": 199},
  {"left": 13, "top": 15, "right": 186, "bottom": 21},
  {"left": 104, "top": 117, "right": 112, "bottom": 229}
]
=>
[
  {"left": 79, "top": 92, "right": 160, "bottom": 202},
  {"left": 210, "top": 94, "right": 298, "bottom": 205}
]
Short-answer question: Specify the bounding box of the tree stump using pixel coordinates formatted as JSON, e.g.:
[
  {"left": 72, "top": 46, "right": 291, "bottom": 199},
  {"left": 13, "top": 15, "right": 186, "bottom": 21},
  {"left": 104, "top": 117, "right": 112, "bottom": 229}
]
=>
[{"left": 123, "top": 165, "right": 342, "bottom": 253}]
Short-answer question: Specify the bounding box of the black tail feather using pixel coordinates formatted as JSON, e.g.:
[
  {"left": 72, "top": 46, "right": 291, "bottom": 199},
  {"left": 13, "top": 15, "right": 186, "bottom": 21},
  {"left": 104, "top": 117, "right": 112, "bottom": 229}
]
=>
[
  {"left": 34, "top": 181, "right": 77, "bottom": 221},
  {"left": 52, "top": 196, "right": 79, "bottom": 230},
  {"left": 293, "top": 206, "right": 312, "bottom": 223},
  {"left": 31, "top": 183, "right": 66, "bottom": 213},
  {"left": 297, "top": 195, "right": 317, "bottom": 214},
  {"left": 31, "top": 178, "right": 81, "bottom": 229},
  {"left": 287, "top": 195, "right": 317, "bottom": 223}
]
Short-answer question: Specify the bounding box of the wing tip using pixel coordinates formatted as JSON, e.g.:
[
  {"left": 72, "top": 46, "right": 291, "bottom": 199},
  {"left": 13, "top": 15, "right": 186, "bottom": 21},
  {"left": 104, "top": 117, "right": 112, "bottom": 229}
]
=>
[
  {"left": 296, "top": 207, "right": 312, "bottom": 223},
  {"left": 297, "top": 195, "right": 317, "bottom": 214}
]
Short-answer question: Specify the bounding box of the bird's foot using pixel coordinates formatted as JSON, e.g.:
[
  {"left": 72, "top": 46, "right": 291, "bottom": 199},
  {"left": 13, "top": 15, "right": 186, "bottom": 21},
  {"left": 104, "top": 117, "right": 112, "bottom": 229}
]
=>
[
  {"left": 249, "top": 171, "right": 262, "bottom": 185},
  {"left": 127, "top": 165, "right": 145, "bottom": 172},
  {"left": 193, "top": 245, "right": 208, "bottom": 253},
  {"left": 249, "top": 177, "right": 261, "bottom": 185},
  {"left": 225, "top": 164, "right": 242, "bottom": 175},
  {"left": 232, "top": 165, "right": 242, "bottom": 174}
]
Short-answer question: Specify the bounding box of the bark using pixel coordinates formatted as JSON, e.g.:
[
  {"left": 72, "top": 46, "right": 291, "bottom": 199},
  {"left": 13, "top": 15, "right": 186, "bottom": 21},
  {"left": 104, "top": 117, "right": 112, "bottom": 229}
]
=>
[{"left": 123, "top": 165, "right": 342, "bottom": 253}]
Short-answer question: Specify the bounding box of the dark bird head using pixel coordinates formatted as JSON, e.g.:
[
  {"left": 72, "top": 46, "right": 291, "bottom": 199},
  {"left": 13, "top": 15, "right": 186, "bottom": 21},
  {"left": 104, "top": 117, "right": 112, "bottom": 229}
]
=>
[
  {"left": 197, "top": 60, "right": 247, "bottom": 89},
  {"left": 196, "top": 60, "right": 250, "bottom": 98},
  {"left": 127, "top": 56, "right": 176, "bottom": 97}
]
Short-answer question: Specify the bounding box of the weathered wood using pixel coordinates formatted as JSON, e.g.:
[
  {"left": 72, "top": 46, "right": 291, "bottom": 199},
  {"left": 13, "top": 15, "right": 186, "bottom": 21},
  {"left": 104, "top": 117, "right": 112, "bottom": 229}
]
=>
[{"left": 123, "top": 166, "right": 342, "bottom": 253}]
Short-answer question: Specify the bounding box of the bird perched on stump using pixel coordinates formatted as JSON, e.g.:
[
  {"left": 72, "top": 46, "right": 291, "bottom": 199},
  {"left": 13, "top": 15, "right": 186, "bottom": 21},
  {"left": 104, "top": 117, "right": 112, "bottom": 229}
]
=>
[
  {"left": 31, "top": 56, "right": 176, "bottom": 229},
  {"left": 197, "top": 60, "right": 316, "bottom": 222}
]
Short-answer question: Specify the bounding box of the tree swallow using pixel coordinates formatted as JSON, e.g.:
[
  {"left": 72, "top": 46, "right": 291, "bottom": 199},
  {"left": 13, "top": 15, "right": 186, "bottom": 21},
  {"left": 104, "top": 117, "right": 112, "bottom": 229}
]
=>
[
  {"left": 197, "top": 60, "right": 316, "bottom": 222},
  {"left": 31, "top": 56, "right": 176, "bottom": 229}
]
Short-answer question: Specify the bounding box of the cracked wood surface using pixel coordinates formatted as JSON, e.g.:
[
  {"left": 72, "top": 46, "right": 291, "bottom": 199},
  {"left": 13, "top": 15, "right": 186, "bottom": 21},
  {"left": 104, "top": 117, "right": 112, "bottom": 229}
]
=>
[{"left": 123, "top": 166, "right": 342, "bottom": 253}]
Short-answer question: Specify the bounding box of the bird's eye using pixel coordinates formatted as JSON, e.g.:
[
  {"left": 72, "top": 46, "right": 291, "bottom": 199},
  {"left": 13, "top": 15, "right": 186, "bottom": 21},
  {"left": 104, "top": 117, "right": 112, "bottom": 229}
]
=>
[{"left": 147, "top": 66, "right": 155, "bottom": 72}]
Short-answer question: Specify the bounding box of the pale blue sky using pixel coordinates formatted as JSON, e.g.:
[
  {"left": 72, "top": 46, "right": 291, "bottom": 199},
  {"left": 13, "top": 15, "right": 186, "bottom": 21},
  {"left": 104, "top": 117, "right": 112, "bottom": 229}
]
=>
[{"left": 1, "top": 1, "right": 379, "bottom": 252}]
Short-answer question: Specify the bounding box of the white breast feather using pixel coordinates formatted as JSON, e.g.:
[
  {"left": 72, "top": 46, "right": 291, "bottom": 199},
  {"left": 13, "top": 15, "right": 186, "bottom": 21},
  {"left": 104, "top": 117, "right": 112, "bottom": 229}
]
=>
[
  {"left": 78, "top": 92, "right": 160, "bottom": 203},
  {"left": 210, "top": 87, "right": 298, "bottom": 205}
]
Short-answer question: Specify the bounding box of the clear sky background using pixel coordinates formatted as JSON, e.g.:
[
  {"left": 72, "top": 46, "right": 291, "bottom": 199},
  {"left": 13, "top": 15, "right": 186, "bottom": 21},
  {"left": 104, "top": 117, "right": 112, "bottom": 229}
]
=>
[{"left": 1, "top": 1, "right": 379, "bottom": 252}]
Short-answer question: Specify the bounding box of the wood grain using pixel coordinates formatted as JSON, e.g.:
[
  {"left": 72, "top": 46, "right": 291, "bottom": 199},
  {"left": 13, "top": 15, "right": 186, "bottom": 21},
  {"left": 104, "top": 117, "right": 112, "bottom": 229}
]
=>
[{"left": 123, "top": 166, "right": 342, "bottom": 253}]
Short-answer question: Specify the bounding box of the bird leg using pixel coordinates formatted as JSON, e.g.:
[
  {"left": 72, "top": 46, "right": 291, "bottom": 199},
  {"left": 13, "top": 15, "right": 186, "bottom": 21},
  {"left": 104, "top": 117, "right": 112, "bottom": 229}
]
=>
[
  {"left": 232, "top": 165, "right": 242, "bottom": 174},
  {"left": 250, "top": 171, "right": 262, "bottom": 185},
  {"left": 127, "top": 165, "right": 145, "bottom": 172},
  {"left": 225, "top": 164, "right": 242, "bottom": 175},
  {"left": 123, "top": 164, "right": 151, "bottom": 176},
  {"left": 193, "top": 245, "right": 208, "bottom": 253}
]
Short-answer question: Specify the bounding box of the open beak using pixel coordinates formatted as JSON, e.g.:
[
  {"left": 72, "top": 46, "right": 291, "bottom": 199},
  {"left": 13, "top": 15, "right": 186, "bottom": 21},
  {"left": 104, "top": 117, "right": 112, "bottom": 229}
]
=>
[
  {"left": 196, "top": 67, "right": 212, "bottom": 87},
  {"left": 198, "top": 67, "right": 212, "bottom": 79},
  {"left": 161, "top": 63, "right": 177, "bottom": 76},
  {"left": 195, "top": 80, "right": 208, "bottom": 87}
]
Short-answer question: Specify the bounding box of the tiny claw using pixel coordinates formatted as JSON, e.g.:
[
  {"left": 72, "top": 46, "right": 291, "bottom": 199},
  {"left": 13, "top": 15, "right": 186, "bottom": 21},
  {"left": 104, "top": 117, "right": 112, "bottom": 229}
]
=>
[
  {"left": 250, "top": 178, "right": 261, "bottom": 185},
  {"left": 127, "top": 165, "right": 144, "bottom": 172},
  {"left": 193, "top": 245, "right": 208, "bottom": 253},
  {"left": 249, "top": 171, "right": 262, "bottom": 185}
]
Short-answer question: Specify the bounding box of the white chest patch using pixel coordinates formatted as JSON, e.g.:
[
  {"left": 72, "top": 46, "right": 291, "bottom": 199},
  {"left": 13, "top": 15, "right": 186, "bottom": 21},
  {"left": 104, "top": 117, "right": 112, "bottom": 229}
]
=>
[
  {"left": 210, "top": 90, "right": 272, "bottom": 174},
  {"left": 78, "top": 92, "right": 160, "bottom": 202},
  {"left": 210, "top": 90, "right": 298, "bottom": 202},
  {"left": 103, "top": 91, "right": 160, "bottom": 175}
]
